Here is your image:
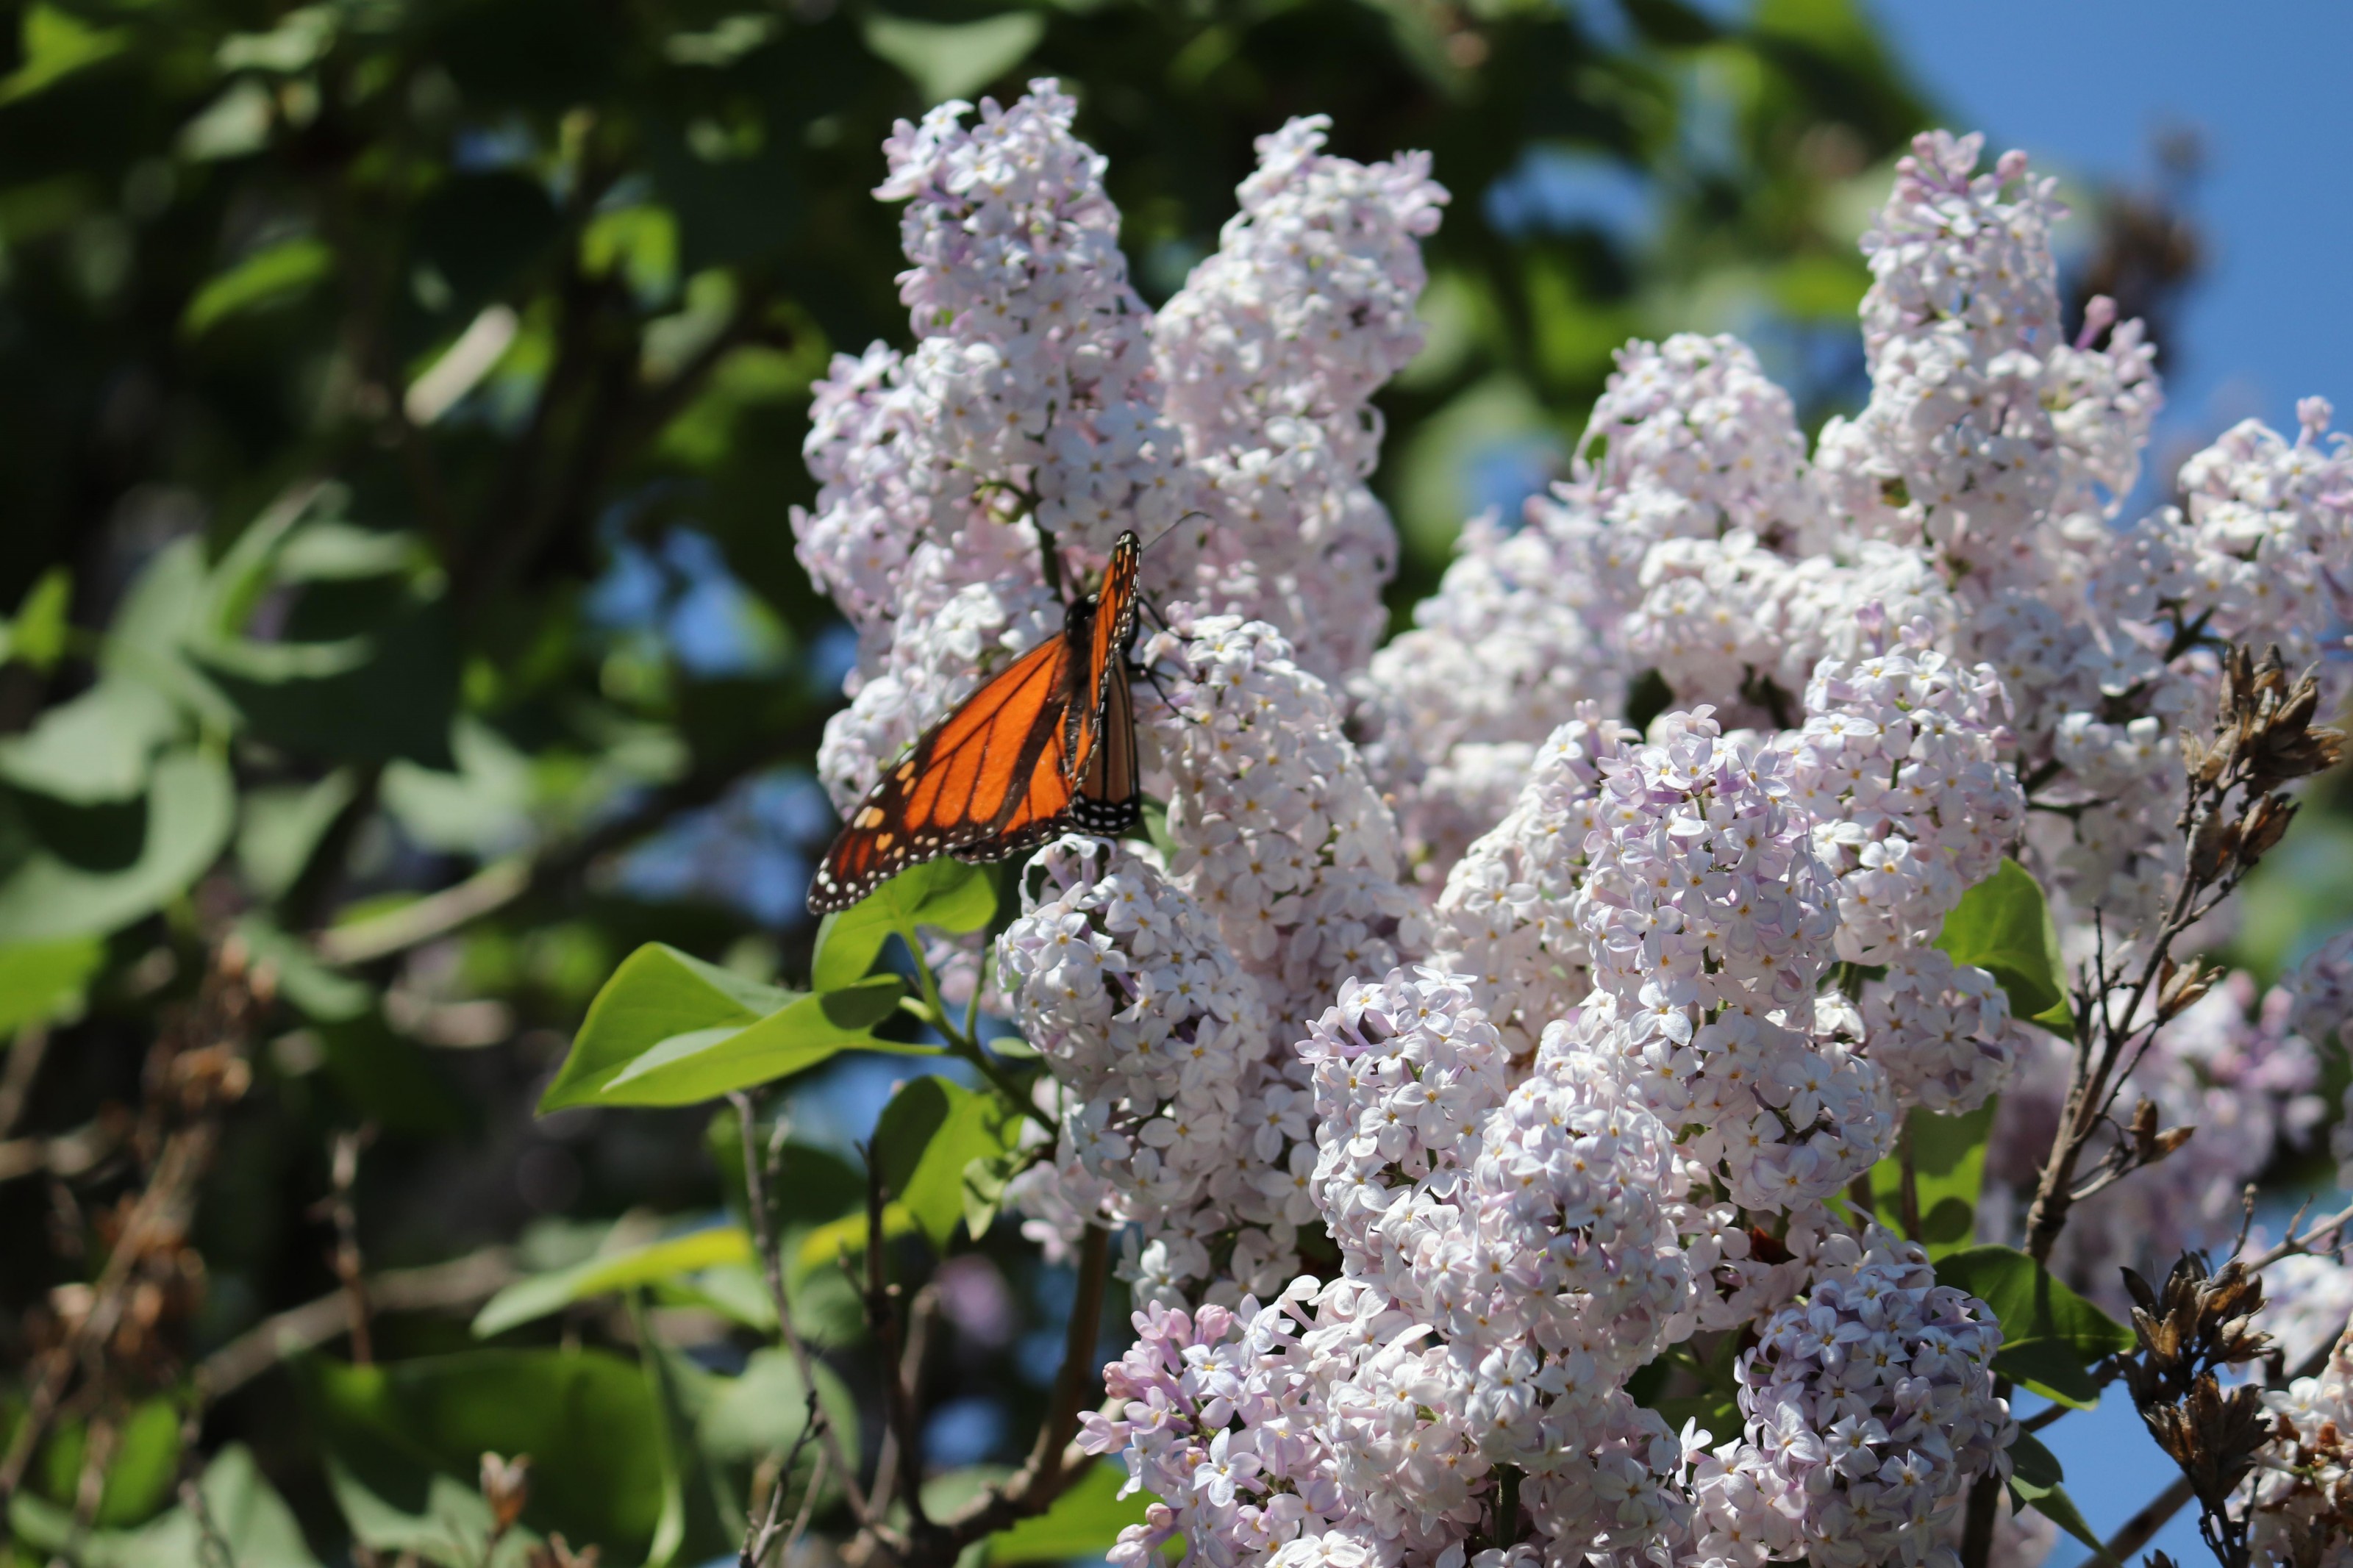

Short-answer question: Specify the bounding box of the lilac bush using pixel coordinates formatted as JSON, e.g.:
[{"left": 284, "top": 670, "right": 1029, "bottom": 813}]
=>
[{"left": 791, "top": 85, "right": 2353, "bottom": 1568}]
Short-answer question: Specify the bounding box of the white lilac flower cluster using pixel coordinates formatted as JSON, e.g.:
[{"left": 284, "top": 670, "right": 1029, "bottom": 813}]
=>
[
  {"left": 793, "top": 90, "right": 2353, "bottom": 1568},
  {"left": 1081, "top": 1289, "right": 1346, "bottom": 1568},
  {"left": 1151, "top": 615, "right": 1429, "bottom": 1042},
  {"left": 1569, "top": 712, "right": 1895, "bottom": 1213},
  {"left": 1352, "top": 511, "right": 1623, "bottom": 876},
  {"left": 799, "top": 83, "right": 1444, "bottom": 813},
  {"left": 1695, "top": 1229, "right": 2013, "bottom": 1568},
  {"left": 1424, "top": 708, "right": 1638, "bottom": 1053},
  {"left": 2285, "top": 929, "right": 2353, "bottom": 1189},
  {"left": 1782, "top": 625, "right": 2024, "bottom": 966},
  {"left": 996, "top": 835, "right": 1284, "bottom": 1302},
  {"left": 2250, "top": 1320, "right": 2353, "bottom": 1567},
  {"left": 1157, "top": 118, "right": 1446, "bottom": 684}
]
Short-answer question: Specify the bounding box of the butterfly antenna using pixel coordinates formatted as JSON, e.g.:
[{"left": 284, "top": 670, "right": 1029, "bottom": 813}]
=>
[{"left": 1137, "top": 508, "right": 1213, "bottom": 557}]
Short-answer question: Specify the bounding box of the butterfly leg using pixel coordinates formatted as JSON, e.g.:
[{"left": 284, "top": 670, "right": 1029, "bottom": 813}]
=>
[{"left": 1134, "top": 662, "right": 1203, "bottom": 728}]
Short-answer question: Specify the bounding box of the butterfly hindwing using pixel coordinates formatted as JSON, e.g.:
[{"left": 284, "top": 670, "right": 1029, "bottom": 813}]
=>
[
  {"left": 1068, "top": 531, "right": 1142, "bottom": 784},
  {"left": 1069, "top": 659, "right": 1139, "bottom": 834}
]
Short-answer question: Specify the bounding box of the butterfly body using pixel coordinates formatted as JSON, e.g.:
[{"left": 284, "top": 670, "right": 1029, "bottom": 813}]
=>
[{"left": 807, "top": 532, "right": 1143, "bottom": 914}]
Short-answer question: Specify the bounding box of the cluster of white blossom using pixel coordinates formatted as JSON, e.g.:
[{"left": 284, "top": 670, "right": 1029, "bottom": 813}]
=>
[
  {"left": 2250, "top": 1318, "right": 2353, "bottom": 1567},
  {"left": 794, "top": 90, "right": 2353, "bottom": 1568},
  {"left": 1627, "top": 535, "right": 1959, "bottom": 726},
  {"left": 1539, "top": 333, "right": 1815, "bottom": 626},
  {"left": 1695, "top": 1228, "right": 2013, "bottom": 1568},
  {"left": 1353, "top": 510, "right": 1621, "bottom": 876},
  {"left": 996, "top": 837, "right": 1273, "bottom": 1284},
  {"left": 1292, "top": 971, "right": 1707, "bottom": 1564},
  {"left": 1157, "top": 118, "right": 1446, "bottom": 681},
  {"left": 799, "top": 83, "right": 1443, "bottom": 810},
  {"left": 1569, "top": 712, "right": 1897, "bottom": 1212},
  {"left": 1082, "top": 1288, "right": 1349, "bottom": 1568},
  {"left": 2287, "top": 930, "right": 2353, "bottom": 1187},
  {"left": 1782, "top": 623, "right": 2024, "bottom": 963},
  {"left": 1424, "top": 709, "right": 1637, "bottom": 1053},
  {"left": 1150, "top": 614, "right": 1429, "bottom": 1042},
  {"left": 1860, "top": 948, "right": 2014, "bottom": 1117}
]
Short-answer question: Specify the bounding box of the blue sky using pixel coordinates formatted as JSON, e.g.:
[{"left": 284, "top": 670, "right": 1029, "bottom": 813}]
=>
[
  {"left": 1855, "top": 7, "right": 2353, "bottom": 1559},
  {"left": 1870, "top": 0, "right": 2353, "bottom": 465}
]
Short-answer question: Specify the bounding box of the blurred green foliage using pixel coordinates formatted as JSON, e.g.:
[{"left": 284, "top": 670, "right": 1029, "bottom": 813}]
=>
[{"left": 0, "top": 0, "right": 1946, "bottom": 1560}]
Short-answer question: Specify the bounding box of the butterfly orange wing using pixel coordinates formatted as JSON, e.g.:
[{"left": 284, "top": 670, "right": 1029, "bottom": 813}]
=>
[
  {"left": 1066, "top": 531, "right": 1142, "bottom": 786},
  {"left": 806, "top": 531, "right": 1149, "bottom": 915},
  {"left": 807, "top": 630, "right": 1078, "bottom": 914},
  {"left": 1071, "top": 655, "right": 1139, "bottom": 834}
]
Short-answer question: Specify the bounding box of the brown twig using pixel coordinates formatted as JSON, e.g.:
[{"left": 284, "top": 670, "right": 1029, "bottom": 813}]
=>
[
  {"left": 869, "top": 1284, "right": 941, "bottom": 1515},
  {"left": 730, "top": 1092, "right": 871, "bottom": 1528},
  {"left": 1964, "top": 654, "right": 2343, "bottom": 1568},
  {"left": 326, "top": 1125, "right": 376, "bottom": 1365},
  {"left": 0, "top": 941, "right": 265, "bottom": 1538},
  {"left": 739, "top": 1388, "right": 824, "bottom": 1568},
  {"left": 0, "top": 1023, "right": 51, "bottom": 1139},
  {"left": 2108, "top": 1475, "right": 2197, "bottom": 1564},
  {"left": 2020, "top": 649, "right": 2340, "bottom": 1272},
  {"left": 932, "top": 1225, "right": 1112, "bottom": 1543},
  {"left": 864, "top": 1142, "right": 931, "bottom": 1530},
  {"left": 0, "top": 1117, "right": 117, "bottom": 1183},
  {"left": 2242, "top": 1195, "right": 2353, "bottom": 1272}
]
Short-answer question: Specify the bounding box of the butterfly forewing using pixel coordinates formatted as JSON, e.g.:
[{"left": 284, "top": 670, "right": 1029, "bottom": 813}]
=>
[
  {"left": 805, "top": 530, "right": 1149, "bottom": 916},
  {"left": 807, "top": 633, "right": 1075, "bottom": 913}
]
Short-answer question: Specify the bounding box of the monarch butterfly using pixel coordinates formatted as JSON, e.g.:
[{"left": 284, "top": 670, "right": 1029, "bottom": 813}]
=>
[{"left": 806, "top": 531, "right": 1144, "bottom": 914}]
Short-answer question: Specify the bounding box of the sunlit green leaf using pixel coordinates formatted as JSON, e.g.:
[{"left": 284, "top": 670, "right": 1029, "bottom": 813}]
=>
[
  {"left": 812, "top": 859, "right": 999, "bottom": 990},
  {"left": 544, "top": 943, "right": 915, "bottom": 1110},
  {"left": 0, "top": 678, "right": 183, "bottom": 803},
  {"left": 594, "top": 975, "right": 918, "bottom": 1106},
  {"left": 474, "top": 1225, "right": 755, "bottom": 1337},
  {"left": 0, "top": 5, "right": 130, "bottom": 105},
  {"left": 540, "top": 941, "right": 793, "bottom": 1108},
  {"left": 986, "top": 1463, "right": 1151, "bottom": 1564},
  {"left": 0, "top": 567, "right": 72, "bottom": 671},
  {"left": 875, "top": 1076, "right": 1025, "bottom": 1252},
  {"left": 1935, "top": 860, "right": 2068, "bottom": 1028}
]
